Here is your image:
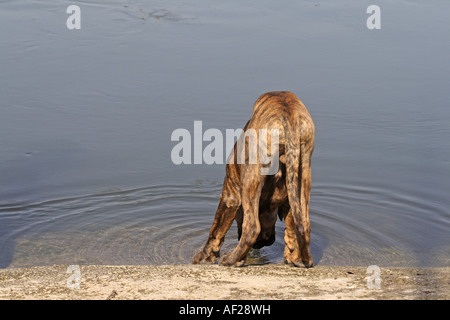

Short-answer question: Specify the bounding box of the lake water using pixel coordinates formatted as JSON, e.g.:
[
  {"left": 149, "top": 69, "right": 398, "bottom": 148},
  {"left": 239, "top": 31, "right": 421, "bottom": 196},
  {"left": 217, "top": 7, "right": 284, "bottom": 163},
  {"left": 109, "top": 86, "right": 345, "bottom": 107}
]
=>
[{"left": 0, "top": 0, "right": 449, "bottom": 268}]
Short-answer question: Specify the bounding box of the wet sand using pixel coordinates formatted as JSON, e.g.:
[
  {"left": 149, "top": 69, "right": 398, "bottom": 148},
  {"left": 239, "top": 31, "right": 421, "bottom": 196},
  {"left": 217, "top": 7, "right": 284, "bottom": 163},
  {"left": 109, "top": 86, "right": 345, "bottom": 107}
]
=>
[{"left": 0, "top": 264, "right": 448, "bottom": 300}]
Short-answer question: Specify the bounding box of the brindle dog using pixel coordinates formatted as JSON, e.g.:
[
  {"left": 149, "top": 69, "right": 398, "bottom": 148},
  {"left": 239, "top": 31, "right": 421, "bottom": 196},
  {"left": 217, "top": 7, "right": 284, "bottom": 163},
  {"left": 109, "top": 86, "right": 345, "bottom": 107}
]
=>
[{"left": 192, "top": 91, "right": 315, "bottom": 267}]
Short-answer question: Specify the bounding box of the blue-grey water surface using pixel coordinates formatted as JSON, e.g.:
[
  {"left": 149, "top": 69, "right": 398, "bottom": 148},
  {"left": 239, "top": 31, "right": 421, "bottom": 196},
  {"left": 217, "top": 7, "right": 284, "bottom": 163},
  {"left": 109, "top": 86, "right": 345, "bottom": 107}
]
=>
[{"left": 0, "top": 0, "right": 449, "bottom": 268}]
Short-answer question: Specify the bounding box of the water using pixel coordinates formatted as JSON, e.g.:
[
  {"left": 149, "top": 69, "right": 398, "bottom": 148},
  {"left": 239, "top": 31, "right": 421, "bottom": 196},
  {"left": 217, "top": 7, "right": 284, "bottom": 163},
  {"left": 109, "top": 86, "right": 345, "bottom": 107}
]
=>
[{"left": 0, "top": 0, "right": 449, "bottom": 268}]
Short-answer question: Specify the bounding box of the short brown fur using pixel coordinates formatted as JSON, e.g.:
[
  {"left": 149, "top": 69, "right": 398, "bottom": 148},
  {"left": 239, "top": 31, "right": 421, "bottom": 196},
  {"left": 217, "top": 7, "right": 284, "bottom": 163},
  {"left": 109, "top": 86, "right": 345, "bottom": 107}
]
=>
[{"left": 192, "top": 91, "right": 315, "bottom": 267}]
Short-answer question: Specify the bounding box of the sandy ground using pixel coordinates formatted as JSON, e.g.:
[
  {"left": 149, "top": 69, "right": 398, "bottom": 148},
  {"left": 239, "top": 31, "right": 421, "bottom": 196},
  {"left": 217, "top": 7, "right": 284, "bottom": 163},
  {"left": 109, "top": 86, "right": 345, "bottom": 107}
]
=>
[{"left": 0, "top": 264, "right": 448, "bottom": 300}]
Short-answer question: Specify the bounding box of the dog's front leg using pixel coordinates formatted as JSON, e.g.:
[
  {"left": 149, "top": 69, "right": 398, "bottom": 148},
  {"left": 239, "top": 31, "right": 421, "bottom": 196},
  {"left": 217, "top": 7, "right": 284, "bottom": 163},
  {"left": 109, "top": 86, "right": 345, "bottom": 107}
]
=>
[
  {"left": 192, "top": 203, "right": 239, "bottom": 264},
  {"left": 192, "top": 180, "right": 241, "bottom": 264}
]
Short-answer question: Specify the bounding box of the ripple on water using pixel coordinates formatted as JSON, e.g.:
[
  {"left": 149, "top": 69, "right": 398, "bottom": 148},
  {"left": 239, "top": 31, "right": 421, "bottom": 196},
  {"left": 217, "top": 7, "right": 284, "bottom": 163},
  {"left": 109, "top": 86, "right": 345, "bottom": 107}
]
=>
[{"left": 4, "top": 181, "right": 449, "bottom": 268}]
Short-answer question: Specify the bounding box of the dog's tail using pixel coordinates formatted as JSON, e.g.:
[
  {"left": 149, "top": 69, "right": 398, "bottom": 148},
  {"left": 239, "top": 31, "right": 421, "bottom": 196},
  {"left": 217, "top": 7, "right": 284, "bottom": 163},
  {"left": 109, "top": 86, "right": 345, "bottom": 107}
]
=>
[
  {"left": 284, "top": 120, "right": 302, "bottom": 221},
  {"left": 284, "top": 114, "right": 315, "bottom": 268}
]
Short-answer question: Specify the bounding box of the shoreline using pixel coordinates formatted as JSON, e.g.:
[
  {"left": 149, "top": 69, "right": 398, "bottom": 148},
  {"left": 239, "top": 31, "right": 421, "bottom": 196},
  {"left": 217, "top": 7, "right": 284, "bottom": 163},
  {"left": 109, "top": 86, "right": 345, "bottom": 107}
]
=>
[{"left": 0, "top": 264, "right": 448, "bottom": 300}]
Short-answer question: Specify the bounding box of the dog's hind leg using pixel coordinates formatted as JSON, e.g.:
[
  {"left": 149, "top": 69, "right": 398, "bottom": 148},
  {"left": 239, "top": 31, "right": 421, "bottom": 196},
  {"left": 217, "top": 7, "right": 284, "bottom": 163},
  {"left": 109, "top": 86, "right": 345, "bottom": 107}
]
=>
[{"left": 219, "top": 166, "right": 265, "bottom": 266}]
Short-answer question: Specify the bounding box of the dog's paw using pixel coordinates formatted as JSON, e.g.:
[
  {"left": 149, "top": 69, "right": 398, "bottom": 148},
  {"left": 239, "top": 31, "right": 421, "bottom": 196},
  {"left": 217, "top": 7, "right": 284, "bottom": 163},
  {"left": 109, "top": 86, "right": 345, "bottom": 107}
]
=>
[
  {"left": 192, "top": 251, "right": 205, "bottom": 264},
  {"left": 219, "top": 253, "right": 245, "bottom": 267},
  {"left": 284, "top": 257, "right": 314, "bottom": 268},
  {"left": 218, "top": 253, "right": 234, "bottom": 266},
  {"left": 192, "top": 249, "right": 219, "bottom": 264}
]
